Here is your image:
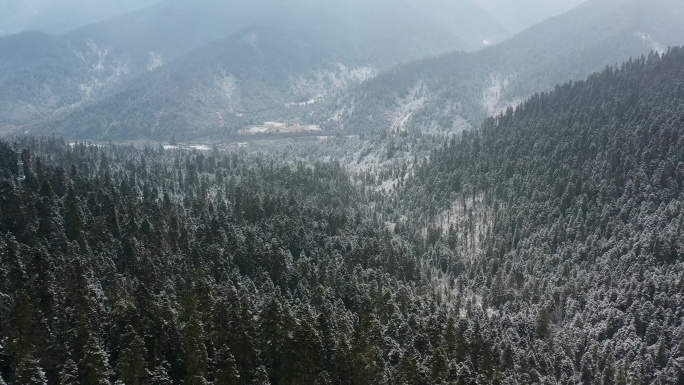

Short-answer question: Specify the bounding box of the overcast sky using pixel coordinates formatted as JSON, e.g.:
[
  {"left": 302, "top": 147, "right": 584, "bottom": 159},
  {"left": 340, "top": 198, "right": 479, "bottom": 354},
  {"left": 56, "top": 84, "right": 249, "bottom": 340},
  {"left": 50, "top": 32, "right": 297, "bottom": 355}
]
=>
[
  {"left": 472, "top": 0, "right": 588, "bottom": 32},
  {"left": 0, "top": 0, "right": 588, "bottom": 36},
  {"left": 0, "top": 0, "right": 162, "bottom": 34}
]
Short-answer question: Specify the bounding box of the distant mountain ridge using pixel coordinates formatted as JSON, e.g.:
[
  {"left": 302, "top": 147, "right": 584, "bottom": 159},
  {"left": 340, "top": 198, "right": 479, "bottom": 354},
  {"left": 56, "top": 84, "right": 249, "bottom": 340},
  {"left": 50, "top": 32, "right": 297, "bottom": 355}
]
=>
[
  {"left": 0, "top": 31, "right": 114, "bottom": 131},
  {"left": 0, "top": 0, "right": 162, "bottom": 34},
  {"left": 8, "top": 0, "right": 684, "bottom": 141},
  {"left": 331, "top": 0, "right": 684, "bottom": 136},
  {"left": 472, "top": 0, "right": 587, "bottom": 32},
  {"left": 39, "top": 24, "right": 369, "bottom": 139},
  {"left": 0, "top": 0, "right": 509, "bottom": 139}
]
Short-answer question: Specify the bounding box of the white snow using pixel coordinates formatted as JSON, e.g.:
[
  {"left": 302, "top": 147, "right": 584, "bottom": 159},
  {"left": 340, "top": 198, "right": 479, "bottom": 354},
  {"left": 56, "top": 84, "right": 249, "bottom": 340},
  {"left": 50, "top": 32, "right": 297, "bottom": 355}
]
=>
[
  {"left": 634, "top": 31, "right": 666, "bottom": 54},
  {"left": 389, "top": 82, "right": 426, "bottom": 132},
  {"left": 482, "top": 74, "right": 523, "bottom": 117},
  {"left": 238, "top": 123, "right": 321, "bottom": 134},
  {"left": 431, "top": 192, "right": 493, "bottom": 261},
  {"left": 289, "top": 63, "right": 377, "bottom": 105},
  {"left": 482, "top": 74, "right": 504, "bottom": 116},
  {"left": 190, "top": 145, "right": 211, "bottom": 151},
  {"left": 147, "top": 52, "right": 164, "bottom": 71},
  {"left": 286, "top": 97, "right": 319, "bottom": 107},
  {"left": 69, "top": 39, "right": 129, "bottom": 101},
  {"left": 264, "top": 122, "right": 286, "bottom": 127},
  {"left": 376, "top": 178, "right": 399, "bottom": 193},
  {"left": 87, "top": 40, "right": 109, "bottom": 72},
  {"left": 241, "top": 33, "right": 261, "bottom": 54},
  {"left": 216, "top": 74, "right": 237, "bottom": 112}
]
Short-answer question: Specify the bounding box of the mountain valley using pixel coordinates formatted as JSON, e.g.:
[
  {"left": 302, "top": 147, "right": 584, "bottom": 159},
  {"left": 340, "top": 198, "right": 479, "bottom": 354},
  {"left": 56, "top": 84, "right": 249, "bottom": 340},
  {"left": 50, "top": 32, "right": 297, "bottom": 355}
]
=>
[{"left": 0, "top": 1, "right": 683, "bottom": 384}]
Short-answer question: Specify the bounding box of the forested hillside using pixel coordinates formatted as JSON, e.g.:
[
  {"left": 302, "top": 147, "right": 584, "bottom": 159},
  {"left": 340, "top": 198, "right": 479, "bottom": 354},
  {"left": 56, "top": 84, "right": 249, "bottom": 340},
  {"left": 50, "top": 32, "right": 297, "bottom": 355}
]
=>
[
  {"left": 1, "top": 48, "right": 684, "bottom": 384},
  {"left": 333, "top": 0, "right": 684, "bottom": 135},
  {"left": 32, "top": 0, "right": 507, "bottom": 141},
  {"left": 396, "top": 48, "right": 684, "bottom": 383},
  {"left": 0, "top": 31, "right": 111, "bottom": 129},
  {"left": 36, "top": 23, "right": 378, "bottom": 140},
  {"left": 0, "top": 137, "right": 554, "bottom": 384},
  {"left": 35, "top": 0, "right": 684, "bottom": 141},
  {"left": 0, "top": 0, "right": 508, "bottom": 140}
]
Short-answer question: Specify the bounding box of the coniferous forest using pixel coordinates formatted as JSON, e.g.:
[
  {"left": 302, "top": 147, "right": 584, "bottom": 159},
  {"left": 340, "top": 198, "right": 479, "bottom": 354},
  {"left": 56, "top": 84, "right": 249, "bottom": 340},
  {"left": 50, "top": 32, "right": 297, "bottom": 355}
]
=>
[{"left": 1, "top": 41, "right": 684, "bottom": 385}]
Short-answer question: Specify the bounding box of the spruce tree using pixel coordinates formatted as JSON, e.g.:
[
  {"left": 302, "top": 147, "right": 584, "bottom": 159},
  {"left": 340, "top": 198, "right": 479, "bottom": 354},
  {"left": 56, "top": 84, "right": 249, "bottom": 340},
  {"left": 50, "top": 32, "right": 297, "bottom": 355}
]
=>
[
  {"left": 149, "top": 362, "right": 173, "bottom": 385},
  {"left": 184, "top": 317, "right": 209, "bottom": 385},
  {"left": 116, "top": 326, "right": 149, "bottom": 385},
  {"left": 213, "top": 345, "right": 240, "bottom": 385},
  {"left": 78, "top": 335, "right": 111, "bottom": 385},
  {"left": 12, "top": 354, "right": 47, "bottom": 385}
]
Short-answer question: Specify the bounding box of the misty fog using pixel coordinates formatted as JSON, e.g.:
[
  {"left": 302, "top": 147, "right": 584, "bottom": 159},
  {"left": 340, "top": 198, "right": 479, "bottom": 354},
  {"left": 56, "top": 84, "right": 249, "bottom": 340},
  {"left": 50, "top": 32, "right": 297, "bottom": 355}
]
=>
[{"left": 1, "top": 0, "right": 586, "bottom": 36}]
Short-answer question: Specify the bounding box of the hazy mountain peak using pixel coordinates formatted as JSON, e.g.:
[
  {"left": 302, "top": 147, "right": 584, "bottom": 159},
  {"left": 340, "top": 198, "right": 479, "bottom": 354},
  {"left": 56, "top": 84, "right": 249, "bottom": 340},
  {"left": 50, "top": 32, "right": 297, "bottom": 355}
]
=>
[
  {"left": 0, "top": 0, "right": 163, "bottom": 34},
  {"left": 472, "top": 0, "right": 588, "bottom": 32}
]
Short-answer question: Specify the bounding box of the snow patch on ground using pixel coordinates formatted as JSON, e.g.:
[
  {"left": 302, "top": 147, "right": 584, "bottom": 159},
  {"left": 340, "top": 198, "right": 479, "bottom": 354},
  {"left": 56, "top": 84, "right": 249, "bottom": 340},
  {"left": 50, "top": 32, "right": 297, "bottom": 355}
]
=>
[
  {"left": 68, "top": 40, "right": 129, "bottom": 102},
  {"left": 241, "top": 32, "right": 261, "bottom": 54},
  {"left": 449, "top": 115, "right": 472, "bottom": 133},
  {"left": 377, "top": 178, "right": 399, "bottom": 193},
  {"left": 188, "top": 73, "right": 241, "bottom": 127},
  {"left": 264, "top": 121, "right": 286, "bottom": 127},
  {"left": 388, "top": 82, "right": 426, "bottom": 132},
  {"left": 289, "top": 63, "right": 378, "bottom": 106},
  {"left": 78, "top": 60, "right": 128, "bottom": 100},
  {"left": 635, "top": 31, "right": 666, "bottom": 54},
  {"left": 482, "top": 74, "right": 506, "bottom": 116},
  {"left": 239, "top": 123, "right": 321, "bottom": 135},
  {"left": 286, "top": 97, "right": 321, "bottom": 107},
  {"left": 87, "top": 40, "right": 109, "bottom": 72},
  {"left": 482, "top": 74, "right": 524, "bottom": 117},
  {"left": 190, "top": 145, "right": 211, "bottom": 151},
  {"left": 147, "top": 51, "right": 163, "bottom": 71},
  {"left": 216, "top": 74, "right": 237, "bottom": 113},
  {"left": 432, "top": 192, "right": 493, "bottom": 260}
]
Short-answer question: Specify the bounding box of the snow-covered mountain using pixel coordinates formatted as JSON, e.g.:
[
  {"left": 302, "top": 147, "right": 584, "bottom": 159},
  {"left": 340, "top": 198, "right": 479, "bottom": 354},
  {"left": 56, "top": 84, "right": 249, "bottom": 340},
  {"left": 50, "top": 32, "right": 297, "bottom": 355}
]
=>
[
  {"left": 0, "top": 0, "right": 509, "bottom": 138},
  {"left": 332, "top": 0, "right": 684, "bottom": 136}
]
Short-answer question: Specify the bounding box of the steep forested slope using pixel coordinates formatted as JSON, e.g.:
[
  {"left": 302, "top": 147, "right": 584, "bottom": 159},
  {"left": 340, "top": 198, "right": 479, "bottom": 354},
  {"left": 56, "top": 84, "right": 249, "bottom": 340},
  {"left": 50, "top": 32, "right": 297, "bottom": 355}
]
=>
[
  {"left": 0, "top": 31, "right": 121, "bottom": 129},
  {"left": 334, "top": 0, "right": 684, "bottom": 135},
  {"left": 396, "top": 48, "right": 684, "bottom": 384}
]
